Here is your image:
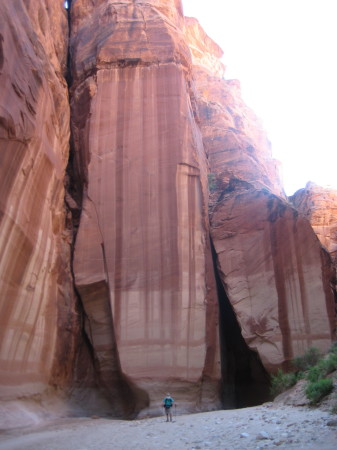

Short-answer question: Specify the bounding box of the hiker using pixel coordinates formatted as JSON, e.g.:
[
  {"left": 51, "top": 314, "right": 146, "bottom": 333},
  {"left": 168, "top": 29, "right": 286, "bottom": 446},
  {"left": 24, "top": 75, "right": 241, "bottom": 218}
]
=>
[{"left": 163, "top": 392, "right": 174, "bottom": 422}]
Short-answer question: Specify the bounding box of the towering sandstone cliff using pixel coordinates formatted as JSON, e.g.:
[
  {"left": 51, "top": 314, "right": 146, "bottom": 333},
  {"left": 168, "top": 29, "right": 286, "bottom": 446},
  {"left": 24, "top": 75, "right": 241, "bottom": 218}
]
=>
[
  {"left": 0, "top": 0, "right": 78, "bottom": 409},
  {"left": 0, "top": 0, "right": 336, "bottom": 426},
  {"left": 184, "top": 17, "right": 336, "bottom": 374},
  {"left": 70, "top": 0, "right": 220, "bottom": 415}
]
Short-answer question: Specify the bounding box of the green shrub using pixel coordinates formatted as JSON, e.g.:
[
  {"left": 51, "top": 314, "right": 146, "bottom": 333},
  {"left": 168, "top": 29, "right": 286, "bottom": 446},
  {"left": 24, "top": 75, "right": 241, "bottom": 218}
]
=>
[
  {"left": 208, "top": 173, "right": 217, "bottom": 192},
  {"left": 305, "top": 378, "right": 333, "bottom": 404},
  {"left": 270, "top": 369, "right": 297, "bottom": 396},
  {"left": 307, "top": 353, "right": 337, "bottom": 382},
  {"left": 293, "top": 347, "right": 321, "bottom": 371},
  {"left": 321, "top": 352, "right": 337, "bottom": 373},
  {"left": 307, "top": 364, "right": 324, "bottom": 382},
  {"left": 273, "top": 346, "right": 336, "bottom": 404},
  {"left": 328, "top": 342, "right": 337, "bottom": 355},
  {"left": 295, "top": 371, "right": 305, "bottom": 380}
]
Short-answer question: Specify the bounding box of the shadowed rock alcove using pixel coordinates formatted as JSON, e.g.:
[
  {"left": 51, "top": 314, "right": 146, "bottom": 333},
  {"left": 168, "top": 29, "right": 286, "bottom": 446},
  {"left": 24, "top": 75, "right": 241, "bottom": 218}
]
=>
[{"left": 211, "top": 239, "right": 271, "bottom": 408}]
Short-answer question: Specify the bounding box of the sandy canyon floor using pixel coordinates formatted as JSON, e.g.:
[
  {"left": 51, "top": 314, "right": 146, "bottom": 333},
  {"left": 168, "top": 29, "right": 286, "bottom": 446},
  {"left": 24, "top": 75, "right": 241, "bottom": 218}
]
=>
[{"left": 1, "top": 403, "right": 337, "bottom": 449}]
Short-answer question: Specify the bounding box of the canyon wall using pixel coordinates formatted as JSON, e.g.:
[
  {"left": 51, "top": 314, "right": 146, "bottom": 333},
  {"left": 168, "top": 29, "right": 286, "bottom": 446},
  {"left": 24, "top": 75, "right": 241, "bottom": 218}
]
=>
[
  {"left": 0, "top": 0, "right": 336, "bottom": 426},
  {"left": 290, "top": 183, "right": 337, "bottom": 268},
  {"left": 0, "top": 0, "right": 78, "bottom": 414},
  {"left": 184, "top": 18, "right": 336, "bottom": 372},
  {"left": 210, "top": 187, "right": 336, "bottom": 372},
  {"left": 70, "top": 0, "right": 221, "bottom": 415}
]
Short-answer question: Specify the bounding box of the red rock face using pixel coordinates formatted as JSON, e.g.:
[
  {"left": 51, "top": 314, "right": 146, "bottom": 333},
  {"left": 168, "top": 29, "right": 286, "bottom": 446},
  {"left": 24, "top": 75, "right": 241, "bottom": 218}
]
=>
[
  {"left": 70, "top": 0, "right": 220, "bottom": 415},
  {"left": 0, "top": 0, "right": 77, "bottom": 404},
  {"left": 290, "top": 183, "right": 337, "bottom": 267},
  {"left": 1, "top": 0, "right": 336, "bottom": 425},
  {"left": 184, "top": 18, "right": 336, "bottom": 371},
  {"left": 211, "top": 186, "right": 336, "bottom": 371}
]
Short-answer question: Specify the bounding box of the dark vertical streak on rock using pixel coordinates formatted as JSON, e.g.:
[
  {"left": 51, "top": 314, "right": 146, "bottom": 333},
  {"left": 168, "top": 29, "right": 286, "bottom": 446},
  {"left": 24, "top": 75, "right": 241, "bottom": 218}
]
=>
[
  {"left": 320, "top": 249, "right": 337, "bottom": 340},
  {"left": 186, "top": 174, "right": 195, "bottom": 373},
  {"left": 114, "top": 70, "right": 126, "bottom": 342},
  {"left": 170, "top": 69, "right": 181, "bottom": 369},
  {"left": 210, "top": 238, "right": 270, "bottom": 408},
  {"left": 157, "top": 69, "right": 165, "bottom": 341},
  {"left": 0, "top": 33, "right": 4, "bottom": 72},
  {"left": 269, "top": 221, "right": 293, "bottom": 368},
  {"left": 201, "top": 235, "right": 219, "bottom": 378},
  {"left": 141, "top": 68, "right": 149, "bottom": 344},
  {"left": 65, "top": 2, "right": 73, "bottom": 87},
  {"left": 293, "top": 219, "right": 311, "bottom": 343}
]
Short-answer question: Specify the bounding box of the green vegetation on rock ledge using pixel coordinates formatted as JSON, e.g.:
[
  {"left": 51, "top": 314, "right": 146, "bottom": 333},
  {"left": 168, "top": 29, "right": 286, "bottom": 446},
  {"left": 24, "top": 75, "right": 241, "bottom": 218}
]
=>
[
  {"left": 270, "top": 369, "right": 297, "bottom": 396},
  {"left": 271, "top": 344, "right": 337, "bottom": 405},
  {"left": 207, "top": 173, "right": 217, "bottom": 192},
  {"left": 305, "top": 378, "right": 334, "bottom": 404}
]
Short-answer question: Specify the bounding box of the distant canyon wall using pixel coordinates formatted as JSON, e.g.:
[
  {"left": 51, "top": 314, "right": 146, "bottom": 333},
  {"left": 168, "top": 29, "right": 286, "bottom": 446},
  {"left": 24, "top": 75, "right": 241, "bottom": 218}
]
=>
[
  {"left": 290, "top": 183, "right": 337, "bottom": 268},
  {"left": 0, "top": 0, "right": 336, "bottom": 424}
]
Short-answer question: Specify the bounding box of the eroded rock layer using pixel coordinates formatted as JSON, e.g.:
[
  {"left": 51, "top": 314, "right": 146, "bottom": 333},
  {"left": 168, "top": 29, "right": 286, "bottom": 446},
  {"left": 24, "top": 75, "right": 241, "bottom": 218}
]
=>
[
  {"left": 70, "top": 0, "right": 220, "bottom": 415},
  {"left": 0, "top": 0, "right": 77, "bottom": 404}
]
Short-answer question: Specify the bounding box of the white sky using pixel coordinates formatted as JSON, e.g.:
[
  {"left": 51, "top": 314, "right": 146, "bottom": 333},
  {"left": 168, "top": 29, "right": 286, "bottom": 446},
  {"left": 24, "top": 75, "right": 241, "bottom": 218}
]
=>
[{"left": 183, "top": 0, "right": 337, "bottom": 195}]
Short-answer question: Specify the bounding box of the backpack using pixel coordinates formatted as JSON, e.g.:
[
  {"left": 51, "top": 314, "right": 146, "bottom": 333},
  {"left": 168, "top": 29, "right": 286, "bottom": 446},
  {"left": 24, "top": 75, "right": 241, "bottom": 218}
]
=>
[{"left": 164, "top": 397, "right": 173, "bottom": 408}]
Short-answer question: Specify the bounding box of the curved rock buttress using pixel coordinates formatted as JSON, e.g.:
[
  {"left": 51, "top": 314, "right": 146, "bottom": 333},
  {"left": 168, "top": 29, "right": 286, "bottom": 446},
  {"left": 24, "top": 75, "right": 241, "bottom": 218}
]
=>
[
  {"left": 0, "top": 0, "right": 77, "bottom": 404},
  {"left": 70, "top": 0, "right": 220, "bottom": 415}
]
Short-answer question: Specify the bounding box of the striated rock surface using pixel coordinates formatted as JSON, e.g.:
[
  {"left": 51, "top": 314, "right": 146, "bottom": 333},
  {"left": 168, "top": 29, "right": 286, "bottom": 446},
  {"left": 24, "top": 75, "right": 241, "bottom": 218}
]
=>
[
  {"left": 0, "top": 0, "right": 77, "bottom": 410},
  {"left": 184, "top": 17, "right": 336, "bottom": 372},
  {"left": 290, "top": 182, "right": 337, "bottom": 267},
  {"left": 0, "top": 0, "right": 336, "bottom": 427},
  {"left": 210, "top": 185, "right": 336, "bottom": 372},
  {"left": 70, "top": 0, "right": 220, "bottom": 415}
]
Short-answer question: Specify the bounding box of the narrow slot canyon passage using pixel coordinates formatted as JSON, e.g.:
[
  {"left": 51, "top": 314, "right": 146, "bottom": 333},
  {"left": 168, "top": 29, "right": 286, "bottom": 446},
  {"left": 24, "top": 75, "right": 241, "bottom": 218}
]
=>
[{"left": 210, "top": 238, "right": 271, "bottom": 408}]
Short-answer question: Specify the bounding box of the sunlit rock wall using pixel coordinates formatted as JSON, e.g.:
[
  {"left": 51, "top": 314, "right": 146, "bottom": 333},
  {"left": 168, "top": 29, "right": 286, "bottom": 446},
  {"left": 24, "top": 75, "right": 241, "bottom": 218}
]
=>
[
  {"left": 70, "top": 0, "right": 220, "bottom": 415},
  {"left": 184, "top": 17, "right": 336, "bottom": 371},
  {"left": 184, "top": 18, "right": 284, "bottom": 203},
  {"left": 0, "top": 0, "right": 77, "bottom": 403}
]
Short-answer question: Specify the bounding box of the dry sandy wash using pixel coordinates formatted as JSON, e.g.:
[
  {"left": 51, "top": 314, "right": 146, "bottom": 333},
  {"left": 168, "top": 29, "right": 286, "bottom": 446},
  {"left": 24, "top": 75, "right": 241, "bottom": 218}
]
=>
[{"left": 1, "top": 403, "right": 337, "bottom": 450}]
